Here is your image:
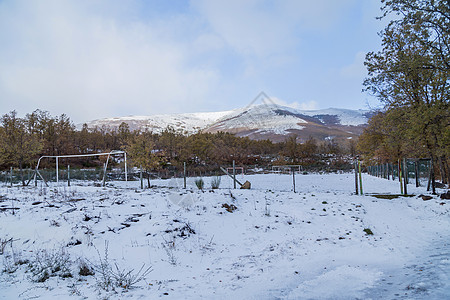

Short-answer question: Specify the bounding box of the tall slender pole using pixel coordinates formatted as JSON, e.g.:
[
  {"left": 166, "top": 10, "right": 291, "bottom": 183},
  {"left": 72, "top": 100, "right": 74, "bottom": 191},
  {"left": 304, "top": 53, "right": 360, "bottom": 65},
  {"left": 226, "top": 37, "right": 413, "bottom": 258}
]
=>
[
  {"left": 10, "top": 167, "right": 13, "bottom": 187},
  {"left": 431, "top": 157, "right": 436, "bottom": 194},
  {"left": 354, "top": 161, "right": 359, "bottom": 195},
  {"left": 414, "top": 160, "right": 419, "bottom": 187},
  {"left": 56, "top": 157, "right": 59, "bottom": 183},
  {"left": 427, "top": 159, "right": 432, "bottom": 191},
  {"left": 403, "top": 158, "right": 408, "bottom": 195},
  {"left": 102, "top": 154, "right": 111, "bottom": 187},
  {"left": 292, "top": 167, "right": 296, "bottom": 193},
  {"left": 140, "top": 165, "right": 143, "bottom": 189},
  {"left": 399, "top": 159, "right": 403, "bottom": 195},
  {"left": 67, "top": 165, "right": 71, "bottom": 187},
  {"left": 233, "top": 160, "right": 236, "bottom": 189},
  {"left": 358, "top": 160, "right": 363, "bottom": 195},
  {"left": 124, "top": 152, "right": 128, "bottom": 182},
  {"left": 404, "top": 158, "right": 409, "bottom": 184},
  {"left": 183, "top": 162, "right": 187, "bottom": 189}
]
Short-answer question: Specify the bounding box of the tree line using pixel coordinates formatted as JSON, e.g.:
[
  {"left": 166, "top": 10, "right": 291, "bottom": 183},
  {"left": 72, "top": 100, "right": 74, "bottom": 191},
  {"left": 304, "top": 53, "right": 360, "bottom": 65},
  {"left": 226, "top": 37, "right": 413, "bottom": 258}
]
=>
[
  {"left": 357, "top": 0, "right": 449, "bottom": 184},
  {"left": 0, "top": 109, "right": 358, "bottom": 185}
]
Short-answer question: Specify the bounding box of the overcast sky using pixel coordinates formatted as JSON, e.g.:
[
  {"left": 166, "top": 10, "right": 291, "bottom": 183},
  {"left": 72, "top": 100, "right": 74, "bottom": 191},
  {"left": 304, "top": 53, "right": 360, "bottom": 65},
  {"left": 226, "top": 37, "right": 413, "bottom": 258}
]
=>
[{"left": 0, "top": 0, "right": 387, "bottom": 123}]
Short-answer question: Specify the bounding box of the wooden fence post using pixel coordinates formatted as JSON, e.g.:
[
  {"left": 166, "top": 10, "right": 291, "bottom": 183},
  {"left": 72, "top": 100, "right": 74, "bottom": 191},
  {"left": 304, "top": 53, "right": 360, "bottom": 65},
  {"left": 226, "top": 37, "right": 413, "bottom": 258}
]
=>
[
  {"left": 431, "top": 158, "right": 436, "bottom": 194},
  {"left": 354, "top": 161, "right": 359, "bottom": 195},
  {"left": 403, "top": 158, "right": 408, "bottom": 195},
  {"left": 398, "top": 159, "right": 403, "bottom": 195},
  {"left": 414, "top": 160, "right": 419, "bottom": 187},
  {"left": 358, "top": 160, "right": 363, "bottom": 195},
  {"left": 233, "top": 160, "right": 236, "bottom": 189},
  {"left": 183, "top": 162, "right": 187, "bottom": 189},
  {"left": 292, "top": 167, "right": 296, "bottom": 193},
  {"left": 140, "top": 165, "right": 143, "bottom": 189}
]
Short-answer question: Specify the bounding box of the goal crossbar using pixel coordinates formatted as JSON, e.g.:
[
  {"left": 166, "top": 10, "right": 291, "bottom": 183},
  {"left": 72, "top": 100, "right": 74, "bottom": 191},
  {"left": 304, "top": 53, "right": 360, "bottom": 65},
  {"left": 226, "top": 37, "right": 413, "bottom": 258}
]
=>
[{"left": 34, "top": 150, "right": 127, "bottom": 187}]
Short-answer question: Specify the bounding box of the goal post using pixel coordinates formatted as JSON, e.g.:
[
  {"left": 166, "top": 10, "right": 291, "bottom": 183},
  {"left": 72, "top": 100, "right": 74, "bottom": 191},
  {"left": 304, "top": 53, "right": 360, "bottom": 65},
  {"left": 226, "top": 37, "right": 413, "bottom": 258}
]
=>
[
  {"left": 272, "top": 165, "right": 303, "bottom": 174},
  {"left": 33, "top": 150, "right": 127, "bottom": 187},
  {"left": 226, "top": 167, "right": 244, "bottom": 176}
]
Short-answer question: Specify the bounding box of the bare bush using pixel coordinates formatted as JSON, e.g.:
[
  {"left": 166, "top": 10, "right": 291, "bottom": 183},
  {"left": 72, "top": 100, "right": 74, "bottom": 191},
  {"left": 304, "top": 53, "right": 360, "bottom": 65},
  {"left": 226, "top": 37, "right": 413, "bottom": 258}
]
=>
[
  {"left": 194, "top": 178, "right": 204, "bottom": 190},
  {"left": 1, "top": 237, "right": 29, "bottom": 274},
  {"left": 161, "top": 237, "right": 177, "bottom": 265},
  {"left": 28, "top": 248, "right": 72, "bottom": 282},
  {"left": 91, "top": 242, "right": 152, "bottom": 291},
  {"left": 0, "top": 237, "right": 13, "bottom": 255},
  {"left": 210, "top": 176, "right": 221, "bottom": 189}
]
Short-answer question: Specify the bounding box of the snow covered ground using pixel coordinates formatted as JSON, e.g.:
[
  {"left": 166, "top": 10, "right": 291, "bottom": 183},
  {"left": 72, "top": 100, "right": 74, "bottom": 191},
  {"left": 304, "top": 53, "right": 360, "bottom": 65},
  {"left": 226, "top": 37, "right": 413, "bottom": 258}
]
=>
[{"left": 0, "top": 173, "right": 448, "bottom": 299}]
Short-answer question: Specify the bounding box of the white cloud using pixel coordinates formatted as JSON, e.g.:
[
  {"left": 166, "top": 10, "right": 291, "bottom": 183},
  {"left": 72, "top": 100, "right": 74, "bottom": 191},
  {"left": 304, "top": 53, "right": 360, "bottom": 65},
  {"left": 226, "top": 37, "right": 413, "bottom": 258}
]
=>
[
  {"left": 193, "top": 0, "right": 293, "bottom": 59},
  {"left": 298, "top": 100, "right": 319, "bottom": 110},
  {"left": 270, "top": 97, "right": 318, "bottom": 110},
  {"left": 270, "top": 97, "right": 300, "bottom": 109},
  {"left": 340, "top": 51, "right": 367, "bottom": 79},
  {"left": 0, "top": 0, "right": 219, "bottom": 122},
  {"left": 192, "top": 0, "right": 357, "bottom": 59},
  {"left": 0, "top": 0, "right": 378, "bottom": 122}
]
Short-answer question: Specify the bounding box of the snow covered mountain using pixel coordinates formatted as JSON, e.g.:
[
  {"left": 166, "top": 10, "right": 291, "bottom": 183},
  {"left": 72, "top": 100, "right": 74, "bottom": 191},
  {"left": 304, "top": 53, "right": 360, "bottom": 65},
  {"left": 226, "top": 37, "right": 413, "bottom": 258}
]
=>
[
  {"left": 85, "top": 110, "right": 232, "bottom": 134},
  {"left": 84, "top": 104, "right": 373, "bottom": 142}
]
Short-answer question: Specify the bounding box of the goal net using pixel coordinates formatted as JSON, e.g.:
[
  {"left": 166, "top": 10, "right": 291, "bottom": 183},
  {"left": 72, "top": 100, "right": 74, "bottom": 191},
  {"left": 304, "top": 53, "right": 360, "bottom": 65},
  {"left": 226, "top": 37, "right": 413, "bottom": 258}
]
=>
[{"left": 33, "top": 150, "right": 127, "bottom": 187}]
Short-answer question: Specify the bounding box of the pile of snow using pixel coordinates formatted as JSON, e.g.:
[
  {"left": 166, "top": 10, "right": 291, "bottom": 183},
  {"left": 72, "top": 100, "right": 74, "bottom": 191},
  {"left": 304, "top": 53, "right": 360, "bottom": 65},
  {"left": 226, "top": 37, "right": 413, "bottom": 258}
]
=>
[{"left": 0, "top": 173, "right": 448, "bottom": 299}]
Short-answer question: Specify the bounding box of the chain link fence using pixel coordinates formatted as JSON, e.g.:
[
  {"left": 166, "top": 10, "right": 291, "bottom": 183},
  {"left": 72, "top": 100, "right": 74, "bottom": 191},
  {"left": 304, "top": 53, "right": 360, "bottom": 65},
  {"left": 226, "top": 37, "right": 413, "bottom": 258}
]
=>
[{"left": 366, "top": 159, "right": 432, "bottom": 187}]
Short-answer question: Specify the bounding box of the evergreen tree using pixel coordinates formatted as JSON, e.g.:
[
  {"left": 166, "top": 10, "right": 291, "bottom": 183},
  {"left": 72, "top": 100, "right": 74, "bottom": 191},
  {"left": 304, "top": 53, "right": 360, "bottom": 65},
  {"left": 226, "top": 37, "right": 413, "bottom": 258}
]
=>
[{"left": 126, "top": 131, "right": 160, "bottom": 188}]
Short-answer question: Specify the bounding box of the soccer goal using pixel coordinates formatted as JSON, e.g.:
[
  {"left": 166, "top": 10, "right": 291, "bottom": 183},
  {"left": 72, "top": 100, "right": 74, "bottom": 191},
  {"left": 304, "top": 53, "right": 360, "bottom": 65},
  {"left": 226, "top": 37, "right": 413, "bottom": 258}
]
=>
[
  {"left": 226, "top": 166, "right": 245, "bottom": 178},
  {"left": 32, "top": 150, "right": 127, "bottom": 187},
  {"left": 272, "top": 165, "right": 303, "bottom": 174}
]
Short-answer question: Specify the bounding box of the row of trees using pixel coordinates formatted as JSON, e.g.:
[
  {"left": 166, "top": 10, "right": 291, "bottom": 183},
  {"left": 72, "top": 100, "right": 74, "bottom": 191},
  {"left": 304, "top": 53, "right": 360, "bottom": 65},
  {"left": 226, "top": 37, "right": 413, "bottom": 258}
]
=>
[
  {"left": 0, "top": 108, "right": 358, "bottom": 185},
  {"left": 357, "top": 0, "right": 449, "bottom": 184}
]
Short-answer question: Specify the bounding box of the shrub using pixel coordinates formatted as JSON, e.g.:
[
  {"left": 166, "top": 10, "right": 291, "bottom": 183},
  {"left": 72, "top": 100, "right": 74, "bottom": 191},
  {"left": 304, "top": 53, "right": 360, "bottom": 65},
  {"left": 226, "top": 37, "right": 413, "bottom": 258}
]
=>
[
  {"left": 78, "top": 260, "right": 95, "bottom": 276},
  {"left": 91, "top": 242, "right": 152, "bottom": 291},
  {"left": 195, "top": 178, "right": 204, "bottom": 190},
  {"left": 211, "top": 176, "right": 221, "bottom": 189},
  {"left": 28, "top": 248, "right": 72, "bottom": 282}
]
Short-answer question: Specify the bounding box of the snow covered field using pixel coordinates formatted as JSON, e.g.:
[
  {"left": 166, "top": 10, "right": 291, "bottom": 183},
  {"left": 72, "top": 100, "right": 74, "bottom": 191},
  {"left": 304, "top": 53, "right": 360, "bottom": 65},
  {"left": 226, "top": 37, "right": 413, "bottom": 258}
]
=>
[{"left": 0, "top": 173, "right": 449, "bottom": 299}]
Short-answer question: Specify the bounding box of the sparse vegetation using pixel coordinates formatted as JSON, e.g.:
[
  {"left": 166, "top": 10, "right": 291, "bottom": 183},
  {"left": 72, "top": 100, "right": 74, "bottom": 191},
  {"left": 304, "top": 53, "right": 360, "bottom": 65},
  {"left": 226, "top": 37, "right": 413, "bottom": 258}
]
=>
[
  {"left": 91, "top": 242, "right": 152, "bottom": 291},
  {"left": 211, "top": 176, "right": 221, "bottom": 189},
  {"left": 195, "top": 178, "right": 204, "bottom": 190},
  {"left": 28, "top": 248, "right": 72, "bottom": 282},
  {"left": 78, "top": 260, "right": 95, "bottom": 276},
  {"left": 0, "top": 237, "right": 13, "bottom": 255}
]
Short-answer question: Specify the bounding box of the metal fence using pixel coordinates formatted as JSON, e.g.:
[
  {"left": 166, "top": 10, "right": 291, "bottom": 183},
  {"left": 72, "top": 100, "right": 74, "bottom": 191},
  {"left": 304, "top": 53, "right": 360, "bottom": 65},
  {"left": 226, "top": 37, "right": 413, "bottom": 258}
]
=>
[{"left": 366, "top": 158, "right": 432, "bottom": 187}]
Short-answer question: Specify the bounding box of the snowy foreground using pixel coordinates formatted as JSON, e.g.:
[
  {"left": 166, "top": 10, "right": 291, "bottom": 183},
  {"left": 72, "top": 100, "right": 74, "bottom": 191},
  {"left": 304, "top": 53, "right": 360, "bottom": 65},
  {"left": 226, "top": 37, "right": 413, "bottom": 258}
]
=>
[{"left": 0, "top": 173, "right": 449, "bottom": 299}]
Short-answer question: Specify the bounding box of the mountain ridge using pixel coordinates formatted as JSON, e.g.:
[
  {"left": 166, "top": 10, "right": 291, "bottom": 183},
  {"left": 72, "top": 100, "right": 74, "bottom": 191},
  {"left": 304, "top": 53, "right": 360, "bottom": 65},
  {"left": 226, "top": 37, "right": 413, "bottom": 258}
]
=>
[{"left": 83, "top": 105, "right": 373, "bottom": 142}]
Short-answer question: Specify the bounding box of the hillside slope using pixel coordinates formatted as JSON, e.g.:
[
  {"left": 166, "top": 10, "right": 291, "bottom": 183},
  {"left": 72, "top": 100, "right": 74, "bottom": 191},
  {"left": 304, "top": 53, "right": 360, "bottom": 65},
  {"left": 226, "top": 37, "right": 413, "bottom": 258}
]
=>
[{"left": 84, "top": 104, "right": 372, "bottom": 142}]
